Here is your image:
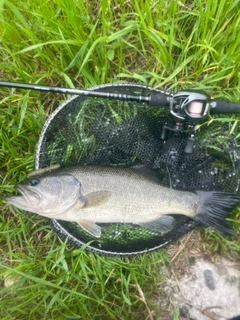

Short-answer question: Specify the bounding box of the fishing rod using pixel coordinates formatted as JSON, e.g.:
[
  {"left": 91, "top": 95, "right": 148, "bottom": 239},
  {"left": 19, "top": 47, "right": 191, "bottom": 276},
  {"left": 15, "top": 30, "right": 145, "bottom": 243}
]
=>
[{"left": 1, "top": 81, "right": 240, "bottom": 124}]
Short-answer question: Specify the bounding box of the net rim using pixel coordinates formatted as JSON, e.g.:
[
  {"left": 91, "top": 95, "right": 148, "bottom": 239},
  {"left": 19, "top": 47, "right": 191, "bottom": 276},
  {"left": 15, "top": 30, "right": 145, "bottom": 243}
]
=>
[{"left": 34, "top": 83, "right": 239, "bottom": 256}]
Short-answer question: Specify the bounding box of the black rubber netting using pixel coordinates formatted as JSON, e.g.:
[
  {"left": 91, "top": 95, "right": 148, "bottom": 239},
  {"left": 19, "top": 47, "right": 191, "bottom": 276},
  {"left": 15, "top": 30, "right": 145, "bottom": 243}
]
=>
[{"left": 35, "top": 84, "right": 240, "bottom": 256}]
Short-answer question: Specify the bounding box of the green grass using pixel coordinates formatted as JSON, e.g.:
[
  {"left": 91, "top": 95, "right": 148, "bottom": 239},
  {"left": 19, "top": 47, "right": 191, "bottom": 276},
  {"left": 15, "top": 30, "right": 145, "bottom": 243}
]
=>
[{"left": 0, "top": 0, "right": 240, "bottom": 319}]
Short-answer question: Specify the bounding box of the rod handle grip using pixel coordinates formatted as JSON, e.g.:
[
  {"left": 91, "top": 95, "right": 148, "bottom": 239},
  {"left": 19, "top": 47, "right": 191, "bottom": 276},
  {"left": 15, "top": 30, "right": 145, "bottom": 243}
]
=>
[
  {"left": 149, "top": 92, "right": 170, "bottom": 107},
  {"left": 211, "top": 99, "right": 240, "bottom": 114}
]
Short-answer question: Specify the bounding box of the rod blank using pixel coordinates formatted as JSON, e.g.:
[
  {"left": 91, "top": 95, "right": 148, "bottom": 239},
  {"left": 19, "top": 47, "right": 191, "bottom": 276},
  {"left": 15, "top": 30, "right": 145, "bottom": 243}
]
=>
[{"left": 0, "top": 80, "right": 150, "bottom": 103}]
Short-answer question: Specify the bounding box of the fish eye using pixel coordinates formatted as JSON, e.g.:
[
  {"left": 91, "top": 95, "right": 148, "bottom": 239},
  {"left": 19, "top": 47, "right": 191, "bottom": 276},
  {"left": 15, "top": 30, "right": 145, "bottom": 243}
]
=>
[{"left": 30, "top": 178, "right": 40, "bottom": 186}]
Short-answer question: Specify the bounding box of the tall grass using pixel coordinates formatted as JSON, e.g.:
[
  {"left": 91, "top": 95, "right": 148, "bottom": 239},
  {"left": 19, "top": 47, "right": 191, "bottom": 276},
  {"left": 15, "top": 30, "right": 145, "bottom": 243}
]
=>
[{"left": 0, "top": 0, "right": 240, "bottom": 319}]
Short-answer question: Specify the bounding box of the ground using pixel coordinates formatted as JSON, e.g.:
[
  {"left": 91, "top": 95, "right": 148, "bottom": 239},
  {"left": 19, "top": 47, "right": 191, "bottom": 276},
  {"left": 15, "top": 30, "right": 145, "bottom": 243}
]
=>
[{"left": 154, "top": 230, "right": 240, "bottom": 320}]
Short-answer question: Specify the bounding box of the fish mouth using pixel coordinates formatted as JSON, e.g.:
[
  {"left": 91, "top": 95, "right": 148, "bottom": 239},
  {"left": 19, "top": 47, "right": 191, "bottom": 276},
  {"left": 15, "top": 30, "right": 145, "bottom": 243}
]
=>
[{"left": 5, "top": 185, "right": 42, "bottom": 209}]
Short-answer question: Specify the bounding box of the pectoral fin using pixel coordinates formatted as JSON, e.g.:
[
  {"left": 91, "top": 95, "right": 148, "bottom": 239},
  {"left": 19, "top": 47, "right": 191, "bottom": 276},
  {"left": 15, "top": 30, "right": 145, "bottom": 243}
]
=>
[
  {"left": 138, "top": 215, "right": 175, "bottom": 233},
  {"left": 85, "top": 191, "right": 111, "bottom": 208},
  {"left": 78, "top": 220, "right": 102, "bottom": 238}
]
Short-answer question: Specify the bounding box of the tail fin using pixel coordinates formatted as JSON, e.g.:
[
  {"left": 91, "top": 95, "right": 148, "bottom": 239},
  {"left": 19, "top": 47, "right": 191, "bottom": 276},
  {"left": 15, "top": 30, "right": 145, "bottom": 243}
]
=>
[{"left": 196, "top": 191, "right": 240, "bottom": 235}]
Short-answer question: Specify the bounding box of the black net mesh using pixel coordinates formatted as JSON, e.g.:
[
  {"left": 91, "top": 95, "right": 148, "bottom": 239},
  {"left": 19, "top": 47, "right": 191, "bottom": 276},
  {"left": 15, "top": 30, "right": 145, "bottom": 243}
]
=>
[{"left": 35, "top": 84, "right": 240, "bottom": 256}]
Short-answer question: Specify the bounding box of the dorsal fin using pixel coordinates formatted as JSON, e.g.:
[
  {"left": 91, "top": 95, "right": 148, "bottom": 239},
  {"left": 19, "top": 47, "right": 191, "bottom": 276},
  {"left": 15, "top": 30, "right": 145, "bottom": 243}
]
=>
[{"left": 131, "top": 165, "right": 164, "bottom": 183}]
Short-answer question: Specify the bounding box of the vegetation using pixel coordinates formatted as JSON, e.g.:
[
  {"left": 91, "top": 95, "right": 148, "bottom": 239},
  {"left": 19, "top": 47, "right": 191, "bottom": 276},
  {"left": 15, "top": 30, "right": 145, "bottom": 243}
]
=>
[{"left": 0, "top": 0, "right": 239, "bottom": 319}]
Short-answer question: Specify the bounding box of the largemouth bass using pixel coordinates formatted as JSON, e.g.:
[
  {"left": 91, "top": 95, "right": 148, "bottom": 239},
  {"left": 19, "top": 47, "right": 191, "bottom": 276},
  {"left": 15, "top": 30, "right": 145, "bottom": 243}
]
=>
[{"left": 5, "top": 166, "right": 240, "bottom": 237}]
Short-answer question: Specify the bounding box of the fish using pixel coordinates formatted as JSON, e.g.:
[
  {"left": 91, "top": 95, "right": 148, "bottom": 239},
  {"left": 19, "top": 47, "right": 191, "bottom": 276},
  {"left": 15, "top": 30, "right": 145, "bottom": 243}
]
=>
[{"left": 5, "top": 165, "right": 240, "bottom": 238}]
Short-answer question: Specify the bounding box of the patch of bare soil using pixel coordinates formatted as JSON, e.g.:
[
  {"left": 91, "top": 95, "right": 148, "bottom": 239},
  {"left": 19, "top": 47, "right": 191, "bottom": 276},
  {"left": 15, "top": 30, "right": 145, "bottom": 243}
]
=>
[{"left": 153, "top": 230, "right": 240, "bottom": 320}]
